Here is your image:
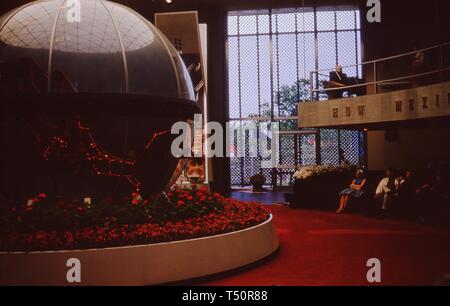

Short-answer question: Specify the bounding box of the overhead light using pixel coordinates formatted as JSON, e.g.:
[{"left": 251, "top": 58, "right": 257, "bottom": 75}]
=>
[{"left": 166, "top": 0, "right": 173, "bottom": 3}]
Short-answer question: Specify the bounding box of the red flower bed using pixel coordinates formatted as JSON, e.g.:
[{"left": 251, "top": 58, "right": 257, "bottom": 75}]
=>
[{"left": 0, "top": 190, "right": 270, "bottom": 252}]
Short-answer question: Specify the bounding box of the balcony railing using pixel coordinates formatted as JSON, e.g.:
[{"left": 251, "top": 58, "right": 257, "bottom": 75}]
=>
[{"left": 309, "top": 42, "right": 450, "bottom": 101}]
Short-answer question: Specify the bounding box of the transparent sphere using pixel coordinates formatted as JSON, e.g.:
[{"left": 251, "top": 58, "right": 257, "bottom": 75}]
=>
[{"left": 0, "top": 0, "right": 195, "bottom": 100}]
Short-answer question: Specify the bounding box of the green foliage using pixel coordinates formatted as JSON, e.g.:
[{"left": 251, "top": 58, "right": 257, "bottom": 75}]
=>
[{"left": 255, "top": 79, "right": 311, "bottom": 131}]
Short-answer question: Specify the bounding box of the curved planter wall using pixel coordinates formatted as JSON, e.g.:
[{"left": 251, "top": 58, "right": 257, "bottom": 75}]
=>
[{"left": 0, "top": 215, "right": 278, "bottom": 285}]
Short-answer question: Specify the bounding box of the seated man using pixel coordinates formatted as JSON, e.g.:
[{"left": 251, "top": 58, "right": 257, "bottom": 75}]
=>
[
  {"left": 397, "top": 170, "right": 421, "bottom": 218},
  {"left": 329, "top": 65, "right": 348, "bottom": 84},
  {"left": 325, "top": 65, "right": 365, "bottom": 99},
  {"left": 415, "top": 171, "right": 449, "bottom": 224},
  {"left": 325, "top": 65, "right": 347, "bottom": 99},
  {"left": 375, "top": 168, "right": 402, "bottom": 218},
  {"left": 398, "top": 170, "right": 419, "bottom": 193}
]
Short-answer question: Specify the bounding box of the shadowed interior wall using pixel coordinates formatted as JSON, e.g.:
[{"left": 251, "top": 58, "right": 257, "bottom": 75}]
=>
[{"left": 367, "top": 127, "right": 450, "bottom": 171}]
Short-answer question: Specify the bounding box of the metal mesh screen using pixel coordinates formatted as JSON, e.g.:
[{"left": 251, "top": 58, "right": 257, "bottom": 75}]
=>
[
  {"left": 228, "top": 121, "right": 241, "bottom": 185},
  {"left": 227, "top": 7, "right": 364, "bottom": 187},
  {"left": 320, "top": 129, "right": 340, "bottom": 165},
  {"left": 279, "top": 134, "right": 296, "bottom": 167},
  {"left": 338, "top": 31, "right": 358, "bottom": 77},
  {"left": 240, "top": 36, "right": 259, "bottom": 118},
  {"left": 340, "top": 130, "right": 361, "bottom": 165},
  {"left": 227, "top": 36, "right": 240, "bottom": 119},
  {"left": 277, "top": 134, "right": 296, "bottom": 187},
  {"left": 228, "top": 120, "right": 274, "bottom": 186},
  {"left": 315, "top": 9, "right": 362, "bottom": 97},
  {"left": 298, "top": 133, "right": 317, "bottom": 165}
]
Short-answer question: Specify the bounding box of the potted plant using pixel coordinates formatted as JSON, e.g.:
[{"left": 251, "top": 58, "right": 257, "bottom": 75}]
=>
[{"left": 250, "top": 174, "right": 266, "bottom": 192}]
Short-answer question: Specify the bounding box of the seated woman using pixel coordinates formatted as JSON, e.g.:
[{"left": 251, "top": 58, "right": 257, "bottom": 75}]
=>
[{"left": 336, "top": 169, "right": 366, "bottom": 214}]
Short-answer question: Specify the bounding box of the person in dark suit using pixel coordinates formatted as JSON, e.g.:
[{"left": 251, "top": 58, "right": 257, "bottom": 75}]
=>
[
  {"left": 326, "top": 65, "right": 347, "bottom": 99},
  {"left": 325, "top": 65, "right": 366, "bottom": 99},
  {"left": 329, "top": 65, "right": 348, "bottom": 84},
  {"left": 397, "top": 170, "right": 420, "bottom": 218}
]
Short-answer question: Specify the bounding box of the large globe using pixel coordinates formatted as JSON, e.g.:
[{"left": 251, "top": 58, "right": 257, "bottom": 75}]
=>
[{"left": 0, "top": 0, "right": 198, "bottom": 201}]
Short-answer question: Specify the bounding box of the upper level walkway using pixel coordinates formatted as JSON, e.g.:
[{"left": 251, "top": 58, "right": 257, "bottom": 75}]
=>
[
  {"left": 298, "top": 42, "right": 450, "bottom": 129},
  {"left": 298, "top": 81, "right": 450, "bottom": 129}
]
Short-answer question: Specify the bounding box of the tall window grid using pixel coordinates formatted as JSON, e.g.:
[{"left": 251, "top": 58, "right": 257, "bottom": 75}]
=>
[{"left": 227, "top": 7, "right": 365, "bottom": 187}]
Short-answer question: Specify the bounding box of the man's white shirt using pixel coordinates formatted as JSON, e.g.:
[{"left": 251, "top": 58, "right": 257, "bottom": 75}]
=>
[{"left": 375, "top": 177, "right": 403, "bottom": 195}]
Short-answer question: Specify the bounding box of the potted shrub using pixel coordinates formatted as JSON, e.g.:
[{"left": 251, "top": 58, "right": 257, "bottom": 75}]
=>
[{"left": 250, "top": 174, "right": 266, "bottom": 192}]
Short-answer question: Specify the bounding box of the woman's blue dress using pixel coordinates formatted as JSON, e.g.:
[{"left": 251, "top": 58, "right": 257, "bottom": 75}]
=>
[{"left": 339, "top": 178, "right": 365, "bottom": 198}]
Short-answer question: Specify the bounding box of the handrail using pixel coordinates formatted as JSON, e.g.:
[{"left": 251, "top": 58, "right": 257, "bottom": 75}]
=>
[
  {"left": 314, "top": 41, "right": 450, "bottom": 73},
  {"left": 309, "top": 42, "right": 449, "bottom": 100},
  {"left": 312, "top": 67, "right": 450, "bottom": 93}
]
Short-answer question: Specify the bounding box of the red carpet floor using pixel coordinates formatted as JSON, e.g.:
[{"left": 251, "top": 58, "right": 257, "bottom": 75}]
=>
[{"left": 197, "top": 204, "right": 449, "bottom": 286}]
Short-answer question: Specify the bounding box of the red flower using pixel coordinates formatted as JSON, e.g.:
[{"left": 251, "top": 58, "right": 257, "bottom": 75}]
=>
[
  {"left": 131, "top": 199, "right": 140, "bottom": 205},
  {"left": 131, "top": 192, "right": 142, "bottom": 205},
  {"left": 38, "top": 193, "right": 47, "bottom": 199},
  {"left": 2, "top": 191, "right": 271, "bottom": 252},
  {"left": 35, "top": 231, "right": 46, "bottom": 240}
]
